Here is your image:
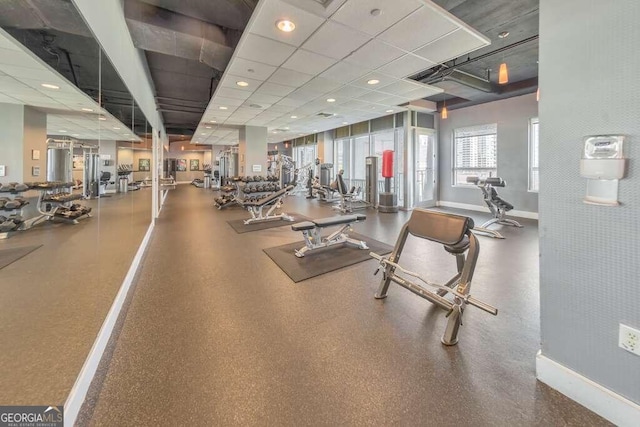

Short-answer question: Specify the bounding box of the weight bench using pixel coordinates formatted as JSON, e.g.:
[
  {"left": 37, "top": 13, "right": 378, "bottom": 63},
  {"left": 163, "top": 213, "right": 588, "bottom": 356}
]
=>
[
  {"left": 243, "top": 185, "right": 294, "bottom": 225},
  {"left": 291, "top": 214, "right": 368, "bottom": 258},
  {"left": 372, "top": 209, "right": 497, "bottom": 345},
  {"left": 466, "top": 176, "right": 523, "bottom": 238}
]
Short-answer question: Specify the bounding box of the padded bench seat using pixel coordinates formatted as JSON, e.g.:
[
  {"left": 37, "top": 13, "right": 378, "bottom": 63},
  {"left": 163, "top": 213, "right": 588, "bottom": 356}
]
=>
[
  {"left": 313, "top": 214, "right": 366, "bottom": 227},
  {"left": 291, "top": 221, "right": 315, "bottom": 231}
]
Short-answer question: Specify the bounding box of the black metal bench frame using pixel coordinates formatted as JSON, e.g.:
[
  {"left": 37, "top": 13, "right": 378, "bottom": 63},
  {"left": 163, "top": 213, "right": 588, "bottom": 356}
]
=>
[
  {"left": 291, "top": 214, "right": 368, "bottom": 257},
  {"left": 467, "top": 176, "right": 523, "bottom": 239},
  {"left": 372, "top": 209, "right": 497, "bottom": 346}
]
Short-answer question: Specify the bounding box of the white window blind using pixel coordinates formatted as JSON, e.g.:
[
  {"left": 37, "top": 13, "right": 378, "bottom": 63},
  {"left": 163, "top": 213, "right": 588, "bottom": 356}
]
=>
[
  {"left": 529, "top": 118, "right": 539, "bottom": 192},
  {"left": 453, "top": 123, "right": 497, "bottom": 186}
]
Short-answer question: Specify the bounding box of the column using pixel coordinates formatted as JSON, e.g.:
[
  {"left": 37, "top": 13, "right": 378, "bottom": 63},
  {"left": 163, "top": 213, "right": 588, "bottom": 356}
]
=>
[
  {"left": 238, "top": 126, "right": 267, "bottom": 176},
  {"left": 0, "top": 104, "right": 46, "bottom": 183}
]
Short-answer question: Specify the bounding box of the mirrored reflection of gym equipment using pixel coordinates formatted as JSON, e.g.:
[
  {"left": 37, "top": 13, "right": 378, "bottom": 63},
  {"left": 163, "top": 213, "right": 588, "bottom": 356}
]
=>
[
  {"left": 466, "top": 176, "right": 523, "bottom": 239},
  {"left": 371, "top": 209, "right": 497, "bottom": 345},
  {"left": 219, "top": 147, "right": 238, "bottom": 183}
]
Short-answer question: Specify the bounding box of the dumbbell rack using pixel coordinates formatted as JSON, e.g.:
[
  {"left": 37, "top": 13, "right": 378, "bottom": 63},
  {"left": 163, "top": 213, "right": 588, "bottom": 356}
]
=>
[
  {"left": 238, "top": 177, "right": 281, "bottom": 204},
  {"left": 0, "top": 185, "right": 33, "bottom": 239},
  {"left": 36, "top": 182, "right": 91, "bottom": 224}
]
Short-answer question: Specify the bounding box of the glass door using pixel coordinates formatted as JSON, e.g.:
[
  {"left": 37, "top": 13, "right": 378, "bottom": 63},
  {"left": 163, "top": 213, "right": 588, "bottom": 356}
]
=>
[{"left": 414, "top": 129, "right": 436, "bottom": 207}]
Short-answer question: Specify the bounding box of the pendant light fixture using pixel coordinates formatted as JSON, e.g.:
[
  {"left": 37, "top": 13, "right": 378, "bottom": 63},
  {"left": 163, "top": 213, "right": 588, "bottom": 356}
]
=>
[
  {"left": 498, "top": 31, "right": 509, "bottom": 85},
  {"left": 441, "top": 101, "right": 448, "bottom": 119},
  {"left": 498, "top": 62, "right": 509, "bottom": 84}
]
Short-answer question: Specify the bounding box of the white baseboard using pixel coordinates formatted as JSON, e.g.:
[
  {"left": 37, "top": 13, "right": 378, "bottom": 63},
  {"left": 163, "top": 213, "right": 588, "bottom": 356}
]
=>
[
  {"left": 436, "top": 200, "right": 539, "bottom": 220},
  {"left": 64, "top": 222, "right": 155, "bottom": 427},
  {"left": 536, "top": 352, "right": 640, "bottom": 426}
]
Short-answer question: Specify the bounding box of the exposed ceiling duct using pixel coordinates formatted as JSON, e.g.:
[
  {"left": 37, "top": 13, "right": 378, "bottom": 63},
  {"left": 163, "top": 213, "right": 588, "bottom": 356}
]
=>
[
  {"left": 124, "top": 0, "right": 241, "bottom": 72},
  {"left": 0, "top": 0, "right": 92, "bottom": 37},
  {"left": 135, "top": 0, "right": 257, "bottom": 31}
]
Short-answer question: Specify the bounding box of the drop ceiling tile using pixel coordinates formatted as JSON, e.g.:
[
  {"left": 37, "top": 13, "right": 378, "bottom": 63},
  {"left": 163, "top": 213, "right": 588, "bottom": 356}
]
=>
[
  {"left": 331, "top": 0, "right": 422, "bottom": 36},
  {"left": 282, "top": 49, "right": 337, "bottom": 75},
  {"left": 413, "top": 28, "right": 488, "bottom": 64},
  {"left": 0, "top": 64, "right": 62, "bottom": 82},
  {"left": 276, "top": 97, "right": 308, "bottom": 107},
  {"left": 0, "top": 94, "right": 20, "bottom": 103},
  {"left": 287, "top": 86, "right": 324, "bottom": 101},
  {"left": 404, "top": 86, "right": 443, "bottom": 100},
  {"left": 212, "top": 96, "right": 245, "bottom": 107},
  {"left": 245, "top": 93, "right": 283, "bottom": 105},
  {"left": 344, "top": 39, "right": 405, "bottom": 70},
  {"left": 265, "top": 104, "right": 295, "bottom": 114},
  {"left": 377, "top": 54, "right": 436, "bottom": 78},
  {"left": 268, "top": 68, "right": 314, "bottom": 87},
  {"left": 339, "top": 99, "right": 375, "bottom": 111},
  {"left": 0, "top": 48, "right": 43, "bottom": 69},
  {"left": 255, "top": 81, "right": 296, "bottom": 97},
  {"left": 227, "top": 58, "right": 276, "bottom": 81},
  {"left": 238, "top": 33, "right": 296, "bottom": 67},
  {"left": 215, "top": 87, "right": 253, "bottom": 100},
  {"left": 333, "top": 85, "right": 370, "bottom": 99},
  {"left": 377, "top": 79, "right": 426, "bottom": 95},
  {"left": 357, "top": 91, "right": 389, "bottom": 103},
  {"left": 378, "top": 94, "right": 410, "bottom": 105},
  {"left": 301, "top": 21, "right": 370, "bottom": 60},
  {"left": 302, "top": 77, "right": 342, "bottom": 94},
  {"left": 378, "top": 6, "right": 458, "bottom": 51},
  {"left": 319, "top": 61, "right": 372, "bottom": 84},
  {"left": 221, "top": 75, "right": 264, "bottom": 92},
  {"left": 249, "top": 0, "right": 326, "bottom": 47},
  {"left": 350, "top": 72, "right": 396, "bottom": 89}
]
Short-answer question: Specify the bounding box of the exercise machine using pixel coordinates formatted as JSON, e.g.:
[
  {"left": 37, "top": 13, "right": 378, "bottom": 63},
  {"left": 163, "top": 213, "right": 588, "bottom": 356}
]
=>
[
  {"left": 467, "top": 176, "right": 523, "bottom": 239},
  {"left": 332, "top": 170, "right": 370, "bottom": 213},
  {"left": 242, "top": 185, "right": 294, "bottom": 225},
  {"left": 371, "top": 209, "right": 497, "bottom": 345},
  {"left": 291, "top": 214, "right": 368, "bottom": 258}
]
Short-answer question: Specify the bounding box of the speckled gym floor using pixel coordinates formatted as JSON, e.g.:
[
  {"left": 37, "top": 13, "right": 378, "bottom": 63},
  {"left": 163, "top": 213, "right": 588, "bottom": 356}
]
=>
[{"left": 78, "top": 184, "right": 609, "bottom": 426}]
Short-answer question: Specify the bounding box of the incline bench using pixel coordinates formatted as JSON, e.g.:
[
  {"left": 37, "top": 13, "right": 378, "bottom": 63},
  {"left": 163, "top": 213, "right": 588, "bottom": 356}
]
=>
[
  {"left": 243, "top": 185, "right": 294, "bottom": 225},
  {"left": 466, "top": 176, "right": 523, "bottom": 239},
  {"left": 291, "top": 214, "right": 368, "bottom": 257}
]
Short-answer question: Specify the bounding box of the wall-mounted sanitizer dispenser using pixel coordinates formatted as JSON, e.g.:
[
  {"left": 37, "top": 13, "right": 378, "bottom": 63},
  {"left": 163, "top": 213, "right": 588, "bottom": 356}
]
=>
[{"left": 579, "top": 135, "right": 626, "bottom": 206}]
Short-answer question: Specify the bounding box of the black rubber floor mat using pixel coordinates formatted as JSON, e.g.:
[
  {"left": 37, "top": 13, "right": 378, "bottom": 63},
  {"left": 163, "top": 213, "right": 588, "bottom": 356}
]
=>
[{"left": 263, "top": 232, "right": 393, "bottom": 283}]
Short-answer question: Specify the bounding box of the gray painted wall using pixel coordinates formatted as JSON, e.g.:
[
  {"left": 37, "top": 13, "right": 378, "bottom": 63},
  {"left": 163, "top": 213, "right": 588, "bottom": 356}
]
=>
[
  {"left": 438, "top": 93, "right": 539, "bottom": 213},
  {"left": 539, "top": 0, "right": 640, "bottom": 404},
  {"left": 0, "top": 103, "right": 25, "bottom": 182}
]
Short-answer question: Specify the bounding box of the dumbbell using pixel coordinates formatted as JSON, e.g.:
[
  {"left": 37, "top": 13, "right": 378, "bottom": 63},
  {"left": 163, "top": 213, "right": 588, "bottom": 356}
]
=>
[
  {"left": 0, "top": 220, "right": 17, "bottom": 231},
  {"left": 3, "top": 200, "right": 20, "bottom": 210}
]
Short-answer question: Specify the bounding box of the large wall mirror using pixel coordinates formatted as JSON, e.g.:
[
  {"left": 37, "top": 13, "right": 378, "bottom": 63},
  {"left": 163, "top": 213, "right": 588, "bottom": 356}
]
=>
[{"left": 0, "top": 0, "right": 153, "bottom": 407}]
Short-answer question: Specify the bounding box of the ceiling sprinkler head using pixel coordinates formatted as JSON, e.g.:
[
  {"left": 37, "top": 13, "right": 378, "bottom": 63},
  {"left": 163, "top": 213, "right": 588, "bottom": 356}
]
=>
[
  {"left": 498, "top": 31, "right": 509, "bottom": 39},
  {"left": 370, "top": 8, "right": 381, "bottom": 16}
]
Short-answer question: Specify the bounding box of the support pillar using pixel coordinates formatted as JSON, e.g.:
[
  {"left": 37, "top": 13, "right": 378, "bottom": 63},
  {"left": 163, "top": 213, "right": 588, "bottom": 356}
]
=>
[{"left": 238, "top": 126, "right": 267, "bottom": 176}]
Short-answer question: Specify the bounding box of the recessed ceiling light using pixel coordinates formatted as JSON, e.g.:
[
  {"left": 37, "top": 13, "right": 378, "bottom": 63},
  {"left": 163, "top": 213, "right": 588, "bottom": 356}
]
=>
[
  {"left": 276, "top": 19, "right": 295, "bottom": 32},
  {"left": 210, "top": 120, "right": 217, "bottom": 123},
  {"left": 81, "top": 108, "right": 93, "bottom": 112},
  {"left": 342, "top": 122, "right": 348, "bottom": 125},
  {"left": 236, "top": 81, "right": 249, "bottom": 87},
  {"left": 219, "top": 106, "right": 228, "bottom": 110},
  {"left": 41, "top": 83, "right": 59, "bottom": 90},
  {"left": 205, "top": 126, "right": 212, "bottom": 129},
  {"left": 58, "top": 130, "right": 67, "bottom": 133},
  {"left": 98, "top": 117, "right": 106, "bottom": 121},
  {"left": 72, "top": 134, "right": 79, "bottom": 136},
  {"left": 313, "top": 129, "right": 318, "bottom": 132},
  {"left": 291, "top": 115, "right": 297, "bottom": 119},
  {"left": 367, "top": 79, "right": 380, "bottom": 85},
  {"left": 113, "top": 127, "right": 120, "bottom": 130},
  {"left": 386, "top": 109, "right": 393, "bottom": 113},
  {"left": 284, "top": 127, "right": 290, "bottom": 130},
  {"left": 201, "top": 133, "right": 206, "bottom": 135},
  {"left": 326, "top": 98, "right": 336, "bottom": 103}
]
